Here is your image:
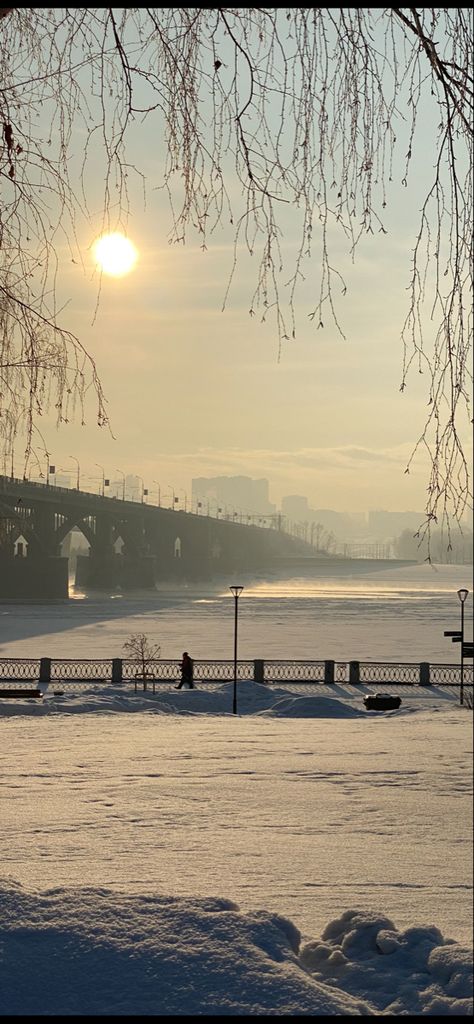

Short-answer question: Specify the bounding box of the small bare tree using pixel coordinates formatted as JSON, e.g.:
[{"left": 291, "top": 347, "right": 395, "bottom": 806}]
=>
[{"left": 123, "top": 633, "right": 161, "bottom": 691}]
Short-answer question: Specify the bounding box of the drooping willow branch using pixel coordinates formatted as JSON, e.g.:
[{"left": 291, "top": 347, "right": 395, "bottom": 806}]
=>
[{"left": 0, "top": 7, "right": 471, "bottom": 533}]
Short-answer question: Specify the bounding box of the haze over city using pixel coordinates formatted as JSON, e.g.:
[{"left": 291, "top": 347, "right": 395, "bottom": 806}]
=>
[{"left": 7, "top": 21, "right": 470, "bottom": 522}]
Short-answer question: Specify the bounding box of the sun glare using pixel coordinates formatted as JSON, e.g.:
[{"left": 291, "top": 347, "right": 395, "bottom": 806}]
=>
[{"left": 93, "top": 232, "right": 138, "bottom": 277}]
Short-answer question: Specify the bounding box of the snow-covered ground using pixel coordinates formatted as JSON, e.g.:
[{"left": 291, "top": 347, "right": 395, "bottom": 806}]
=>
[{"left": 1, "top": 680, "right": 472, "bottom": 1016}]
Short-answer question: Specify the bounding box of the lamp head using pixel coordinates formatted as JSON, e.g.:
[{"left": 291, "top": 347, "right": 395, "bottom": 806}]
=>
[
  {"left": 457, "top": 588, "right": 469, "bottom": 604},
  {"left": 229, "top": 585, "right": 244, "bottom": 598}
]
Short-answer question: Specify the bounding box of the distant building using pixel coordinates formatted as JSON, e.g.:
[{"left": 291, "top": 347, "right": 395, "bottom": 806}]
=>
[
  {"left": 192, "top": 476, "right": 276, "bottom": 515},
  {"left": 281, "top": 495, "right": 309, "bottom": 520},
  {"left": 281, "top": 499, "right": 358, "bottom": 539},
  {"left": 125, "top": 475, "right": 142, "bottom": 501},
  {"left": 311, "top": 508, "right": 359, "bottom": 538},
  {"left": 367, "top": 510, "right": 424, "bottom": 540}
]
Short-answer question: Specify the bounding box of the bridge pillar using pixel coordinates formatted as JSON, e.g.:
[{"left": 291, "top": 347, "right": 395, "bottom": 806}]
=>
[
  {"left": 121, "top": 555, "right": 156, "bottom": 589},
  {"left": 75, "top": 552, "right": 156, "bottom": 591},
  {"left": 75, "top": 552, "right": 122, "bottom": 590},
  {"left": 0, "top": 554, "right": 68, "bottom": 599}
]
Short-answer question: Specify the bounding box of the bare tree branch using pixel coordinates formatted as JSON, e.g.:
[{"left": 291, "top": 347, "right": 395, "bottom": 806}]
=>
[{"left": 0, "top": 8, "right": 472, "bottom": 537}]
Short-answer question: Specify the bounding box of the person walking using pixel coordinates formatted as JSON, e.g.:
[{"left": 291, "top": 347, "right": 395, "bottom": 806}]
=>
[{"left": 176, "top": 651, "right": 194, "bottom": 689}]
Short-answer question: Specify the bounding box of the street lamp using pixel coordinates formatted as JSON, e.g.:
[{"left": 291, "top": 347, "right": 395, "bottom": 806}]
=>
[
  {"left": 69, "top": 455, "right": 80, "bottom": 490},
  {"left": 457, "top": 588, "right": 469, "bottom": 706},
  {"left": 153, "top": 480, "right": 161, "bottom": 507},
  {"left": 115, "top": 469, "right": 125, "bottom": 501},
  {"left": 229, "top": 585, "right": 244, "bottom": 715}
]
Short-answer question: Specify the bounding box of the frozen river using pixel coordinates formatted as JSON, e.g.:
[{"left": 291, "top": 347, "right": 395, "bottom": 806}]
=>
[{"left": 0, "top": 561, "right": 471, "bottom": 664}]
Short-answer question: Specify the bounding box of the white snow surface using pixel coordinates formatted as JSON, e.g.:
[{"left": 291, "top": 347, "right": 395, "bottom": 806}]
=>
[
  {"left": 1, "top": 882, "right": 472, "bottom": 1016},
  {"left": 1, "top": 565, "right": 472, "bottom": 1014},
  {"left": 1, "top": 679, "right": 472, "bottom": 1016}
]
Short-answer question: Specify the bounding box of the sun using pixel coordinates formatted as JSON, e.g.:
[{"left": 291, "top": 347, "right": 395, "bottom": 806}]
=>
[{"left": 93, "top": 232, "right": 138, "bottom": 277}]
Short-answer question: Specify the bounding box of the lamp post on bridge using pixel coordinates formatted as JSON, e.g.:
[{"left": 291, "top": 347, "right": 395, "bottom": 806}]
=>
[
  {"left": 69, "top": 456, "right": 80, "bottom": 490},
  {"left": 229, "top": 585, "right": 244, "bottom": 715},
  {"left": 153, "top": 481, "right": 161, "bottom": 507}
]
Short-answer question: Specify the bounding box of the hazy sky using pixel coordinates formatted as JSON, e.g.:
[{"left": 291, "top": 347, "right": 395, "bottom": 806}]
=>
[{"left": 18, "top": 16, "right": 471, "bottom": 517}]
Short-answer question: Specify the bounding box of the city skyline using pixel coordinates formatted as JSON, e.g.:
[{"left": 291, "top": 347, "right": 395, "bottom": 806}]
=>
[{"left": 12, "top": 464, "right": 463, "bottom": 538}]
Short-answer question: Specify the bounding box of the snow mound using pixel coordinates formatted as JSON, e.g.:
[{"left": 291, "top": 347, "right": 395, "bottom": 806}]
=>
[
  {"left": 0, "top": 680, "right": 367, "bottom": 718},
  {"left": 0, "top": 883, "right": 471, "bottom": 1016},
  {"left": 300, "top": 908, "right": 473, "bottom": 1015},
  {"left": 0, "top": 881, "right": 368, "bottom": 1016}
]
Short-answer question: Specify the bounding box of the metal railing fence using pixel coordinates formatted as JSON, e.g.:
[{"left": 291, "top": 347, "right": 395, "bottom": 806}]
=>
[{"left": 0, "top": 657, "right": 471, "bottom": 689}]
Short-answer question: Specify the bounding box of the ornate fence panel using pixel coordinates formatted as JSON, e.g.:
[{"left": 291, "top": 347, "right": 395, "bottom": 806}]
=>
[
  {"left": 0, "top": 659, "right": 39, "bottom": 681},
  {"left": 50, "top": 660, "right": 112, "bottom": 681},
  {"left": 430, "top": 664, "right": 473, "bottom": 686},
  {"left": 123, "top": 659, "right": 177, "bottom": 682},
  {"left": 263, "top": 660, "right": 326, "bottom": 682},
  {"left": 194, "top": 661, "right": 254, "bottom": 681},
  {"left": 359, "top": 662, "right": 420, "bottom": 685},
  {"left": 122, "top": 659, "right": 254, "bottom": 683}
]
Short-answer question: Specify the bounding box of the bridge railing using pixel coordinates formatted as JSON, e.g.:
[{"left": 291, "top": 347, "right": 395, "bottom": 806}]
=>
[{"left": 0, "top": 657, "right": 472, "bottom": 688}]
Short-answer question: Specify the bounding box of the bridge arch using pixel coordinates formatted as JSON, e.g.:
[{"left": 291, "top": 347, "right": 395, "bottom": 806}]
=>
[
  {"left": 55, "top": 516, "right": 96, "bottom": 550},
  {"left": 0, "top": 500, "right": 44, "bottom": 555}
]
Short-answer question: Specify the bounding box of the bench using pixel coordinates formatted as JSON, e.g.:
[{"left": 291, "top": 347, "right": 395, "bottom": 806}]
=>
[{"left": 0, "top": 688, "right": 43, "bottom": 699}]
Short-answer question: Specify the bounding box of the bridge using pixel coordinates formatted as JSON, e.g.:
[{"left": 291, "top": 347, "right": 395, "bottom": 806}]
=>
[{"left": 0, "top": 475, "right": 315, "bottom": 598}]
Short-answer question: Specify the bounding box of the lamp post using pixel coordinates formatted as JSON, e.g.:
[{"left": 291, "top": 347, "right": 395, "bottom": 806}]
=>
[
  {"left": 457, "top": 588, "right": 469, "bottom": 706},
  {"left": 42, "top": 448, "right": 51, "bottom": 485},
  {"left": 229, "top": 586, "right": 243, "bottom": 715},
  {"left": 153, "top": 480, "right": 161, "bottom": 507},
  {"left": 69, "top": 455, "right": 80, "bottom": 490},
  {"left": 115, "top": 469, "right": 125, "bottom": 501}
]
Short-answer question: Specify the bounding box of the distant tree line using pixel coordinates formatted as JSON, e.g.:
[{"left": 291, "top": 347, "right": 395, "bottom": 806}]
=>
[{"left": 394, "top": 527, "right": 473, "bottom": 564}]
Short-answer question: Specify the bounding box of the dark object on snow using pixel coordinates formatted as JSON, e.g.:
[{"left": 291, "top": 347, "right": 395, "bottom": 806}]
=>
[
  {"left": 363, "top": 693, "right": 401, "bottom": 711},
  {"left": 0, "top": 688, "right": 43, "bottom": 699}
]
